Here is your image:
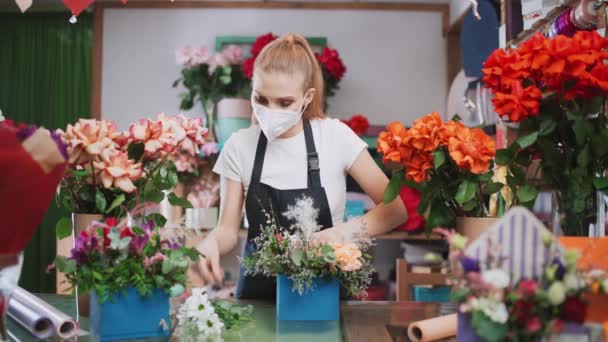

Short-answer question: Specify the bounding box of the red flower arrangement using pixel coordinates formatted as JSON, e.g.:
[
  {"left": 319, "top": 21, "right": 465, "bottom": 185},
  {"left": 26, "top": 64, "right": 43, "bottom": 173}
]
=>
[
  {"left": 342, "top": 114, "right": 370, "bottom": 136},
  {"left": 242, "top": 33, "right": 346, "bottom": 107}
]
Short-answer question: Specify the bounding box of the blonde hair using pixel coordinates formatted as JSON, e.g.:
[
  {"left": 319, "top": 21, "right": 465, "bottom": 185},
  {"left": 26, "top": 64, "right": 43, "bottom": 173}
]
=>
[{"left": 254, "top": 33, "right": 325, "bottom": 120}]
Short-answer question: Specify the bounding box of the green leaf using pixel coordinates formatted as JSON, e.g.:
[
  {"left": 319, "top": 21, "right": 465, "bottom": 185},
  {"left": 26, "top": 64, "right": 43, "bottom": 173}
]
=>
[
  {"left": 462, "top": 200, "right": 478, "bottom": 211},
  {"left": 495, "top": 149, "right": 515, "bottom": 166},
  {"left": 290, "top": 249, "right": 305, "bottom": 267},
  {"left": 56, "top": 217, "right": 73, "bottom": 239},
  {"left": 577, "top": 144, "right": 591, "bottom": 167},
  {"left": 483, "top": 182, "right": 504, "bottom": 195},
  {"left": 510, "top": 165, "right": 526, "bottom": 183},
  {"left": 162, "top": 259, "right": 173, "bottom": 274},
  {"left": 573, "top": 120, "right": 593, "bottom": 146},
  {"left": 321, "top": 245, "right": 336, "bottom": 263},
  {"left": 69, "top": 169, "right": 90, "bottom": 177},
  {"left": 477, "top": 171, "right": 493, "bottom": 183},
  {"left": 470, "top": 311, "right": 508, "bottom": 342},
  {"left": 539, "top": 120, "right": 557, "bottom": 136},
  {"left": 515, "top": 132, "right": 539, "bottom": 149},
  {"left": 133, "top": 227, "right": 145, "bottom": 235},
  {"left": 219, "top": 75, "right": 231, "bottom": 85},
  {"left": 146, "top": 213, "right": 167, "bottom": 228},
  {"left": 168, "top": 171, "right": 179, "bottom": 187},
  {"left": 146, "top": 191, "right": 165, "bottom": 203},
  {"left": 95, "top": 191, "right": 107, "bottom": 213},
  {"left": 168, "top": 192, "right": 193, "bottom": 208},
  {"left": 426, "top": 202, "right": 456, "bottom": 229},
  {"left": 455, "top": 180, "right": 477, "bottom": 204},
  {"left": 93, "top": 271, "right": 103, "bottom": 281},
  {"left": 593, "top": 177, "right": 608, "bottom": 190},
  {"left": 516, "top": 185, "right": 539, "bottom": 203},
  {"left": 160, "top": 167, "right": 168, "bottom": 179},
  {"left": 383, "top": 172, "right": 404, "bottom": 204},
  {"left": 433, "top": 150, "right": 446, "bottom": 169},
  {"left": 127, "top": 142, "right": 145, "bottom": 161},
  {"left": 222, "top": 66, "right": 232, "bottom": 75},
  {"left": 106, "top": 194, "right": 126, "bottom": 214}
]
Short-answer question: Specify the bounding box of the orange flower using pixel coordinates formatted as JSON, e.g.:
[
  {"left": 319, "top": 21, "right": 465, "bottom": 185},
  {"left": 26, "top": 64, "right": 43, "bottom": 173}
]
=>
[
  {"left": 404, "top": 150, "right": 433, "bottom": 183},
  {"left": 377, "top": 122, "right": 411, "bottom": 164},
  {"left": 408, "top": 112, "right": 442, "bottom": 152},
  {"left": 438, "top": 120, "right": 465, "bottom": 146},
  {"left": 482, "top": 48, "right": 529, "bottom": 92},
  {"left": 93, "top": 149, "right": 143, "bottom": 193},
  {"left": 448, "top": 127, "right": 496, "bottom": 175},
  {"left": 61, "top": 119, "right": 118, "bottom": 165},
  {"left": 492, "top": 83, "right": 542, "bottom": 122},
  {"left": 331, "top": 243, "right": 363, "bottom": 271}
]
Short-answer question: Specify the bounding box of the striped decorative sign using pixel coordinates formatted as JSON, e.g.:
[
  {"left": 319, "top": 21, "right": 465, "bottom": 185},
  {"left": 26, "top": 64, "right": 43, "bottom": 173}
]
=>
[{"left": 465, "top": 207, "right": 563, "bottom": 284}]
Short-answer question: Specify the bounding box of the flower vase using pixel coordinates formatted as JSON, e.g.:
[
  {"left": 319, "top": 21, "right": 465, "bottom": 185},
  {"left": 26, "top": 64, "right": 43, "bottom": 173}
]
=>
[
  {"left": 56, "top": 213, "right": 103, "bottom": 319},
  {"left": 276, "top": 275, "right": 339, "bottom": 321},
  {"left": 215, "top": 98, "right": 251, "bottom": 150},
  {"left": 455, "top": 217, "right": 499, "bottom": 243},
  {"left": 90, "top": 287, "right": 170, "bottom": 341},
  {"left": 551, "top": 190, "right": 607, "bottom": 237},
  {"left": 184, "top": 207, "right": 219, "bottom": 230},
  {"left": 160, "top": 183, "right": 186, "bottom": 225}
]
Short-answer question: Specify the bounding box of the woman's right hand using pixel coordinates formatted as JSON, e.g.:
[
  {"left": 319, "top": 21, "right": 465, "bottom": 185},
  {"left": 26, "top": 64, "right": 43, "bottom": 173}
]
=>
[{"left": 196, "top": 234, "right": 224, "bottom": 286}]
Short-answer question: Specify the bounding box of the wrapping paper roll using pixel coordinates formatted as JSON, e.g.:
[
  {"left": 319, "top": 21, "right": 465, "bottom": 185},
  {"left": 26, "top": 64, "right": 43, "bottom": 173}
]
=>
[
  {"left": 12, "top": 287, "right": 78, "bottom": 339},
  {"left": 407, "top": 314, "right": 457, "bottom": 342},
  {"left": 7, "top": 297, "right": 53, "bottom": 339}
]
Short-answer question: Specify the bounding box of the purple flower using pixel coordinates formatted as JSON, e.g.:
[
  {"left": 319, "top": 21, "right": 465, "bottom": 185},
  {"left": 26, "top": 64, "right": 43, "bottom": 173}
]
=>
[
  {"left": 51, "top": 129, "right": 68, "bottom": 161},
  {"left": 460, "top": 257, "right": 481, "bottom": 273},
  {"left": 131, "top": 234, "right": 149, "bottom": 253},
  {"left": 70, "top": 248, "right": 87, "bottom": 264},
  {"left": 142, "top": 220, "right": 154, "bottom": 233},
  {"left": 552, "top": 258, "right": 565, "bottom": 280},
  {"left": 16, "top": 125, "right": 37, "bottom": 141}
]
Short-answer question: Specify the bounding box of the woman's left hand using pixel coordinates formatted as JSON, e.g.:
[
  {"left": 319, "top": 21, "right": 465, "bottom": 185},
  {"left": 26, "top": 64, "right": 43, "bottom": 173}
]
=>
[{"left": 311, "top": 227, "right": 345, "bottom": 244}]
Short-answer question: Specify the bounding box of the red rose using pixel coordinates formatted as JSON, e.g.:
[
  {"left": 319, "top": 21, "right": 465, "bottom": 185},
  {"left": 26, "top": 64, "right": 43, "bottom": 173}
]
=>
[
  {"left": 345, "top": 115, "right": 370, "bottom": 136},
  {"left": 399, "top": 186, "right": 425, "bottom": 232},
  {"left": 526, "top": 316, "right": 543, "bottom": 334},
  {"left": 242, "top": 57, "right": 255, "bottom": 79},
  {"left": 518, "top": 279, "right": 539, "bottom": 297},
  {"left": 561, "top": 296, "right": 587, "bottom": 324},
  {"left": 552, "top": 319, "right": 565, "bottom": 333},
  {"left": 250, "top": 33, "right": 277, "bottom": 57},
  {"left": 102, "top": 226, "right": 111, "bottom": 247},
  {"left": 511, "top": 299, "right": 533, "bottom": 322},
  {"left": 79, "top": 230, "right": 89, "bottom": 238},
  {"left": 316, "top": 47, "right": 346, "bottom": 81},
  {"left": 274, "top": 233, "right": 283, "bottom": 243},
  {"left": 105, "top": 217, "right": 118, "bottom": 227},
  {"left": 119, "top": 228, "right": 135, "bottom": 240}
]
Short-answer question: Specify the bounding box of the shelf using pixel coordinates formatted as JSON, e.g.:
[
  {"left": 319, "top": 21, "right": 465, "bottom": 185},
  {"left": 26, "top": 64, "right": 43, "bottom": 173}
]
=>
[
  {"left": 376, "top": 230, "right": 445, "bottom": 241},
  {"left": 508, "top": 0, "right": 578, "bottom": 47}
]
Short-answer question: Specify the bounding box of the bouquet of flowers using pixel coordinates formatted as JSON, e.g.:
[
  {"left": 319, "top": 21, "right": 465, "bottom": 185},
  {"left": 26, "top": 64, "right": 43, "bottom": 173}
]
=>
[
  {"left": 175, "top": 288, "right": 253, "bottom": 342},
  {"left": 55, "top": 114, "right": 205, "bottom": 238},
  {"left": 438, "top": 228, "right": 589, "bottom": 341},
  {"left": 377, "top": 112, "right": 505, "bottom": 233},
  {"left": 482, "top": 31, "right": 608, "bottom": 235},
  {"left": 242, "top": 197, "right": 374, "bottom": 297},
  {"left": 53, "top": 214, "right": 201, "bottom": 303},
  {"left": 242, "top": 33, "right": 346, "bottom": 110},
  {"left": 174, "top": 44, "right": 249, "bottom": 131},
  {"left": 342, "top": 114, "right": 370, "bottom": 136}
]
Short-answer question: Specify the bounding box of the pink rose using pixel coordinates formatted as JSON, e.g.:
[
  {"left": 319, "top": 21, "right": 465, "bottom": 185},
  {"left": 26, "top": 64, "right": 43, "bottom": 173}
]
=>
[
  {"left": 174, "top": 114, "right": 206, "bottom": 155},
  {"left": 175, "top": 46, "right": 193, "bottom": 66},
  {"left": 61, "top": 119, "right": 118, "bottom": 165},
  {"left": 526, "top": 316, "right": 542, "bottom": 334},
  {"left": 222, "top": 45, "right": 244, "bottom": 65},
  {"left": 190, "top": 47, "right": 210, "bottom": 67},
  {"left": 518, "top": 279, "right": 539, "bottom": 297},
  {"left": 93, "top": 149, "right": 143, "bottom": 193},
  {"left": 202, "top": 142, "right": 218, "bottom": 156},
  {"left": 129, "top": 114, "right": 176, "bottom": 159}
]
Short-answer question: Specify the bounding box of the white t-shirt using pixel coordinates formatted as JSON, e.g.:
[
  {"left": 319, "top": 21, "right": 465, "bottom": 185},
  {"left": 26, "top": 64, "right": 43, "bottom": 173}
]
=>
[{"left": 213, "top": 118, "right": 368, "bottom": 224}]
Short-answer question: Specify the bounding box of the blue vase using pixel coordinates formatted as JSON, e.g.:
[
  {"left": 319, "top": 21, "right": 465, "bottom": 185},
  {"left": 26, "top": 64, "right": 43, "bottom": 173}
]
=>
[
  {"left": 89, "top": 287, "right": 170, "bottom": 341},
  {"left": 276, "top": 275, "right": 339, "bottom": 321},
  {"left": 215, "top": 118, "right": 250, "bottom": 150}
]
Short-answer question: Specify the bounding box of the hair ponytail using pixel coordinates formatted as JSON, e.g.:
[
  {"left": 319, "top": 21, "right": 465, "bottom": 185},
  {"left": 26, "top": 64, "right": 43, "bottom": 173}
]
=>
[{"left": 254, "top": 33, "right": 326, "bottom": 119}]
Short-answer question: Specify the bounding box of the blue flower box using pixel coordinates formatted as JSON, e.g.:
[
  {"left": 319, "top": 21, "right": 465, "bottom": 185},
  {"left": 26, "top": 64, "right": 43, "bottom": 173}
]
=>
[
  {"left": 276, "top": 275, "right": 339, "bottom": 321},
  {"left": 90, "top": 287, "right": 170, "bottom": 341},
  {"left": 413, "top": 286, "right": 451, "bottom": 303}
]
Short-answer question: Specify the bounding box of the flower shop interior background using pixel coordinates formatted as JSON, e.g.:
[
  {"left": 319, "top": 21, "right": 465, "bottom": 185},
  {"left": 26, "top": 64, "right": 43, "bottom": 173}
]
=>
[{"left": 1, "top": 0, "right": 599, "bottom": 304}]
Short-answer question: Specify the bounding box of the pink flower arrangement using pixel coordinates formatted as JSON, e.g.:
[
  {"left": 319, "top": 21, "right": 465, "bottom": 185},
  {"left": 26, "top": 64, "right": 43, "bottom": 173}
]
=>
[
  {"left": 93, "top": 149, "right": 143, "bottom": 193},
  {"left": 175, "top": 44, "right": 245, "bottom": 72},
  {"left": 60, "top": 119, "right": 119, "bottom": 164}
]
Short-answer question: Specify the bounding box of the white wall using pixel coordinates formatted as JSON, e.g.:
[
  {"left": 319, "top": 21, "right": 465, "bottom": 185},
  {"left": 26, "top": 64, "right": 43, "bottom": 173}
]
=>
[
  {"left": 101, "top": 8, "right": 447, "bottom": 129},
  {"left": 450, "top": 0, "right": 471, "bottom": 24}
]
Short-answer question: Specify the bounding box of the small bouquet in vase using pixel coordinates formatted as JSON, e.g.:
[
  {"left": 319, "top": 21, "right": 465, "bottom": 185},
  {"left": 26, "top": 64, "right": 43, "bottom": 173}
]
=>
[{"left": 242, "top": 196, "right": 374, "bottom": 321}]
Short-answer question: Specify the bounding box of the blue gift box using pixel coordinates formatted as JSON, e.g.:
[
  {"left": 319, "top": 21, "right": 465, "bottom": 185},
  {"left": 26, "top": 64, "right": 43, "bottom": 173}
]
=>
[
  {"left": 90, "top": 287, "right": 170, "bottom": 341},
  {"left": 276, "top": 275, "right": 339, "bottom": 321},
  {"left": 413, "top": 286, "right": 451, "bottom": 303}
]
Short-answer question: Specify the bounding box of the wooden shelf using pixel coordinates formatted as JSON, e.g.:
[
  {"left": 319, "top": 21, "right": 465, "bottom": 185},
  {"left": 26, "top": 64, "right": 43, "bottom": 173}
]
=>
[
  {"left": 508, "top": 0, "right": 578, "bottom": 47},
  {"left": 376, "top": 230, "right": 445, "bottom": 241}
]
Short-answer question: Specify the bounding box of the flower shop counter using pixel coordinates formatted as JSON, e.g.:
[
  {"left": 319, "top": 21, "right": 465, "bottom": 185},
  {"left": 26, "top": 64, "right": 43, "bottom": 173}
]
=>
[{"left": 5, "top": 295, "right": 456, "bottom": 341}]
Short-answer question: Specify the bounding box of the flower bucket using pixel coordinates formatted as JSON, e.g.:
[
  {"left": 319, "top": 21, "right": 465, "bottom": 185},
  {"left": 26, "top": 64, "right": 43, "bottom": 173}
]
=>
[
  {"left": 276, "top": 275, "right": 339, "bottom": 321},
  {"left": 455, "top": 217, "right": 499, "bottom": 243},
  {"left": 90, "top": 287, "right": 170, "bottom": 341},
  {"left": 215, "top": 118, "right": 250, "bottom": 150},
  {"left": 216, "top": 98, "right": 251, "bottom": 150}
]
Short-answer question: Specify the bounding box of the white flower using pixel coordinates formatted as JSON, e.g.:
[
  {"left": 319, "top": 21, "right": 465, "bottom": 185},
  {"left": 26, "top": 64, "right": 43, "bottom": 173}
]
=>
[
  {"left": 601, "top": 279, "right": 608, "bottom": 294},
  {"left": 177, "top": 288, "right": 224, "bottom": 341},
  {"left": 476, "top": 298, "right": 508, "bottom": 324},
  {"left": 547, "top": 282, "right": 566, "bottom": 305},
  {"left": 482, "top": 269, "right": 510, "bottom": 289},
  {"left": 564, "top": 273, "right": 585, "bottom": 291},
  {"left": 284, "top": 196, "right": 321, "bottom": 241}
]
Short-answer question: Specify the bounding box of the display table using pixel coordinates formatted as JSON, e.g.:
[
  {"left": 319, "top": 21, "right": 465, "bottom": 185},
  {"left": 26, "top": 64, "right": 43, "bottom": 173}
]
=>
[{"left": 5, "top": 294, "right": 457, "bottom": 341}]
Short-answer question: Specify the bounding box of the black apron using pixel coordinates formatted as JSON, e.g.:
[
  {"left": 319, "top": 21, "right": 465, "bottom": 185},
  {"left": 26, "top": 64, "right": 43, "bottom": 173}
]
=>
[{"left": 236, "top": 120, "right": 334, "bottom": 299}]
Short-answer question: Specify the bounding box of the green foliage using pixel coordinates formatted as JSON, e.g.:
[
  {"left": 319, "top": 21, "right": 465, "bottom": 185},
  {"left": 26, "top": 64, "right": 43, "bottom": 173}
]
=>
[
  {"left": 470, "top": 311, "right": 508, "bottom": 342},
  {"left": 211, "top": 301, "right": 254, "bottom": 331},
  {"left": 383, "top": 171, "right": 404, "bottom": 204},
  {"left": 56, "top": 217, "right": 72, "bottom": 239}
]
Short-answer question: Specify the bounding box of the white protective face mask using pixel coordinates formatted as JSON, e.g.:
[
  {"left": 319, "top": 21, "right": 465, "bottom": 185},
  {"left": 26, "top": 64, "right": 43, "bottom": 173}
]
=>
[{"left": 252, "top": 97, "right": 308, "bottom": 142}]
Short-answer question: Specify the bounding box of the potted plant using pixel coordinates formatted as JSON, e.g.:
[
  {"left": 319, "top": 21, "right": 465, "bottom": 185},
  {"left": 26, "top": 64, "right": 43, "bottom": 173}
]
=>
[
  {"left": 53, "top": 215, "right": 201, "bottom": 341},
  {"left": 174, "top": 44, "right": 250, "bottom": 147},
  {"left": 377, "top": 112, "right": 511, "bottom": 239},
  {"left": 55, "top": 114, "right": 204, "bottom": 293},
  {"left": 437, "top": 228, "right": 590, "bottom": 341},
  {"left": 482, "top": 31, "right": 608, "bottom": 236},
  {"left": 242, "top": 197, "right": 374, "bottom": 321}
]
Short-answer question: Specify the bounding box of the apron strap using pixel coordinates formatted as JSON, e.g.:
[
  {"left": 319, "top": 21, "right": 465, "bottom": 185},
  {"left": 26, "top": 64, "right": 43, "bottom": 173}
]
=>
[
  {"left": 303, "top": 120, "right": 322, "bottom": 190},
  {"left": 249, "top": 120, "right": 322, "bottom": 190},
  {"left": 250, "top": 132, "right": 267, "bottom": 189}
]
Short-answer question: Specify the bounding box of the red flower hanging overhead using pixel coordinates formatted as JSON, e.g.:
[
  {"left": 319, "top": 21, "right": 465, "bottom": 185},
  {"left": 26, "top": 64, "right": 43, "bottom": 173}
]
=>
[{"left": 62, "top": 0, "right": 95, "bottom": 17}]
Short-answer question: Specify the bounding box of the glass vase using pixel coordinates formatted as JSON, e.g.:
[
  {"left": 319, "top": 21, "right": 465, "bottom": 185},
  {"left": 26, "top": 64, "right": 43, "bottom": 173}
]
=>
[{"left": 551, "top": 190, "right": 607, "bottom": 237}]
